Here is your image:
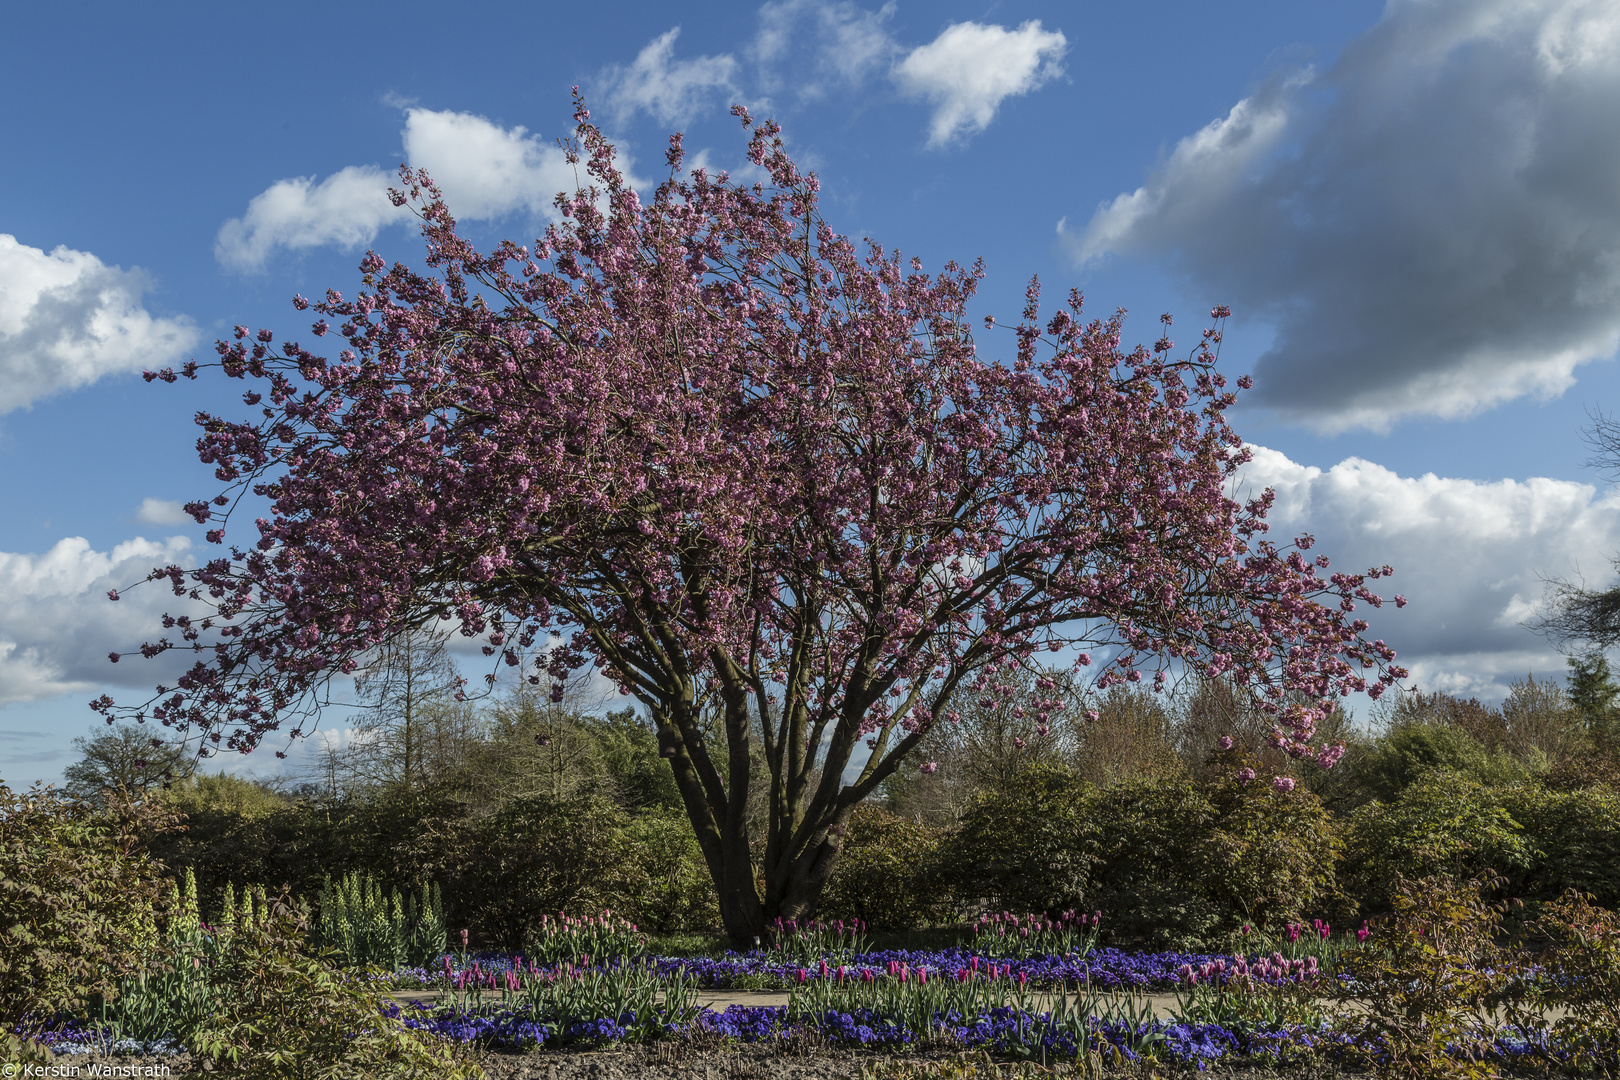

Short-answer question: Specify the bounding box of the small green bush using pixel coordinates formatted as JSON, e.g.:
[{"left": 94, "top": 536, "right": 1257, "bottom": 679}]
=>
[
  {"left": 0, "top": 781, "right": 173, "bottom": 1022},
  {"left": 1343, "top": 772, "right": 1535, "bottom": 913},
  {"left": 1500, "top": 783, "right": 1620, "bottom": 908},
  {"left": 820, "top": 804, "right": 953, "bottom": 929},
  {"left": 622, "top": 807, "right": 719, "bottom": 932},
  {"left": 943, "top": 763, "right": 1096, "bottom": 917},
  {"left": 190, "top": 898, "right": 482, "bottom": 1079}
]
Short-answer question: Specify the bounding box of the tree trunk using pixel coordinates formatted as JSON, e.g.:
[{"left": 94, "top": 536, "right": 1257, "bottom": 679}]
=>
[{"left": 715, "top": 833, "right": 765, "bottom": 948}]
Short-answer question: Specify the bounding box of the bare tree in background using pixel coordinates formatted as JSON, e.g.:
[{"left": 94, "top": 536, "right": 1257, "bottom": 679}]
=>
[
  {"left": 476, "top": 683, "right": 607, "bottom": 804},
  {"left": 886, "top": 669, "right": 1187, "bottom": 820},
  {"left": 882, "top": 666, "right": 1074, "bottom": 826},
  {"left": 1071, "top": 685, "right": 1183, "bottom": 787},
  {"left": 1537, "top": 409, "right": 1620, "bottom": 648},
  {"left": 349, "top": 627, "right": 466, "bottom": 792},
  {"left": 295, "top": 627, "right": 479, "bottom": 797},
  {"left": 303, "top": 728, "right": 363, "bottom": 799},
  {"left": 1500, "top": 674, "right": 1584, "bottom": 762}
]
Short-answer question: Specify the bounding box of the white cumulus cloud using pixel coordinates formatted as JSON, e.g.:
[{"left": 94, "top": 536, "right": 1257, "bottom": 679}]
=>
[
  {"left": 0, "top": 235, "right": 198, "bottom": 413},
  {"left": 0, "top": 535, "right": 199, "bottom": 707},
  {"left": 402, "top": 108, "right": 582, "bottom": 220},
  {"left": 893, "top": 20, "right": 1067, "bottom": 147},
  {"left": 1238, "top": 446, "right": 1620, "bottom": 703},
  {"left": 603, "top": 28, "right": 740, "bottom": 127},
  {"left": 134, "top": 499, "right": 194, "bottom": 526},
  {"left": 214, "top": 166, "right": 407, "bottom": 271},
  {"left": 216, "top": 109, "right": 585, "bottom": 271},
  {"left": 1071, "top": 0, "right": 1620, "bottom": 432}
]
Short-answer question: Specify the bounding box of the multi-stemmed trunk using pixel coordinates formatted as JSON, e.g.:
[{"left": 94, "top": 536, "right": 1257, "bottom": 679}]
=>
[{"left": 646, "top": 672, "right": 920, "bottom": 949}]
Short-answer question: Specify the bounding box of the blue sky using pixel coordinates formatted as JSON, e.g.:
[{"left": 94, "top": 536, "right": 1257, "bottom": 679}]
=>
[{"left": 6, "top": 0, "right": 1620, "bottom": 787}]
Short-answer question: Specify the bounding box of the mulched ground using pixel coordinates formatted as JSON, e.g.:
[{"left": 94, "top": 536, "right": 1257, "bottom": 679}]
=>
[
  {"left": 51, "top": 1042, "right": 1367, "bottom": 1080},
  {"left": 477, "top": 1042, "right": 1364, "bottom": 1079}
]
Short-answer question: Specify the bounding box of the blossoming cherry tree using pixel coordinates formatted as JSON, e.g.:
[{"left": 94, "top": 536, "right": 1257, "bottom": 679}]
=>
[{"left": 101, "top": 100, "right": 1405, "bottom": 945}]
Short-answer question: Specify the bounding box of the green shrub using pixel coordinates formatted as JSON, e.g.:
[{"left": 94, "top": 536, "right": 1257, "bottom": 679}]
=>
[
  {"left": 943, "top": 763, "right": 1097, "bottom": 917},
  {"left": 160, "top": 773, "right": 289, "bottom": 818},
  {"left": 1081, "top": 779, "right": 1224, "bottom": 949},
  {"left": 152, "top": 784, "right": 461, "bottom": 924},
  {"left": 400, "top": 792, "right": 642, "bottom": 949},
  {"left": 1200, "top": 767, "right": 1344, "bottom": 931},
  {"left": 820, "top": 804, "right": 953, "bottom": 929},
  {"left": 1500, "top": 783, "right": 1620, "bottom": 908},
  {"left": 1343, "top": 772, "right": 1535, "bottom": 913},
  {"left": 1352, "top": 723, "right": 1531, "bottom": 804},
  {"left": 189, "top": 898, "right": 482, "bottom": 1079},
  {"left": 1516, "top": 890, "right": 1620, "bottom": 1072},
  {"left": 0, "top": 781, "right": 173, "bottom": 1022},
  {"left": 583, "top": 709, "right": 685, "bottom": 811},
  {"left": 621, "top": 807, "right": 718, "bottom": 932},
  {"left": 150, "top": 784, "right": 333, "bottom": 913},
  {"left": 1331, "top": 874, "right": 1514, "bottom": 1080},
  {"left": 942, "top": 763, "right": 1348, "bottom": 948}
]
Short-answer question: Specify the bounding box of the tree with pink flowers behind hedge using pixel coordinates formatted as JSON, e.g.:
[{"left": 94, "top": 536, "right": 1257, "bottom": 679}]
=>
[{"left": 101, "top": 97, "right": 1405, "bottom": 946}]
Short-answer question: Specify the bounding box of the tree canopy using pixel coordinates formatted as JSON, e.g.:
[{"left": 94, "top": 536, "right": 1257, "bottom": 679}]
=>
[
  {"left": 63, "top": 723, "right": 196, "bottom": 802},
  {"left": 99, "top": 99, "right": 1406, "bottom": 942}
]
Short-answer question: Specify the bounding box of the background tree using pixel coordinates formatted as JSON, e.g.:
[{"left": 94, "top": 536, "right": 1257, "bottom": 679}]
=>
[
  {"left": 63, "top": 723, "right": 195, "bottom": 801},
  {"left": 1536, "top": 409, "right": 1620, "bottom": 656},
  {"left": 347, "top": 627, "right": 464, "bottom": 792},
  {"left": 101, "top": 100, "right": 1406, "bottom": 946},
  {"left": 1500, "top": 673, "right": 1584, "bottom": 762},
  {"left": 1072, "top": 684, "right": 1184, "bottom": 787},
  {"left": 1566, "top": 651, "right": 1620, "bottom": 740}
]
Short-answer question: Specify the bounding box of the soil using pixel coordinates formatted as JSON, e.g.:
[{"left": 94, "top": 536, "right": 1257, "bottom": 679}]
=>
[
  {"left": 47, "top": 1043, "right": 1369, "bottom": 1080},
  {"left": 475, "top": 1042, "right": 1366, "bottom": 1079}
]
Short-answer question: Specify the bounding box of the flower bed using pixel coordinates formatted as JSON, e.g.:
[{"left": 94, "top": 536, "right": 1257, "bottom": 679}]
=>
[
  {"left": 22, "top": 885, "right": 1619, "bottom": 1078},
  {"left": 394, "top": 946, "right": 1333, "bottom": 993}
]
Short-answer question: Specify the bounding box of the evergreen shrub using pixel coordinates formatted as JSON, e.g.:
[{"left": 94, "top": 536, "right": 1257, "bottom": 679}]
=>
[{"left": 820, "top": 804, "right": 953, "bottom": 929}]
